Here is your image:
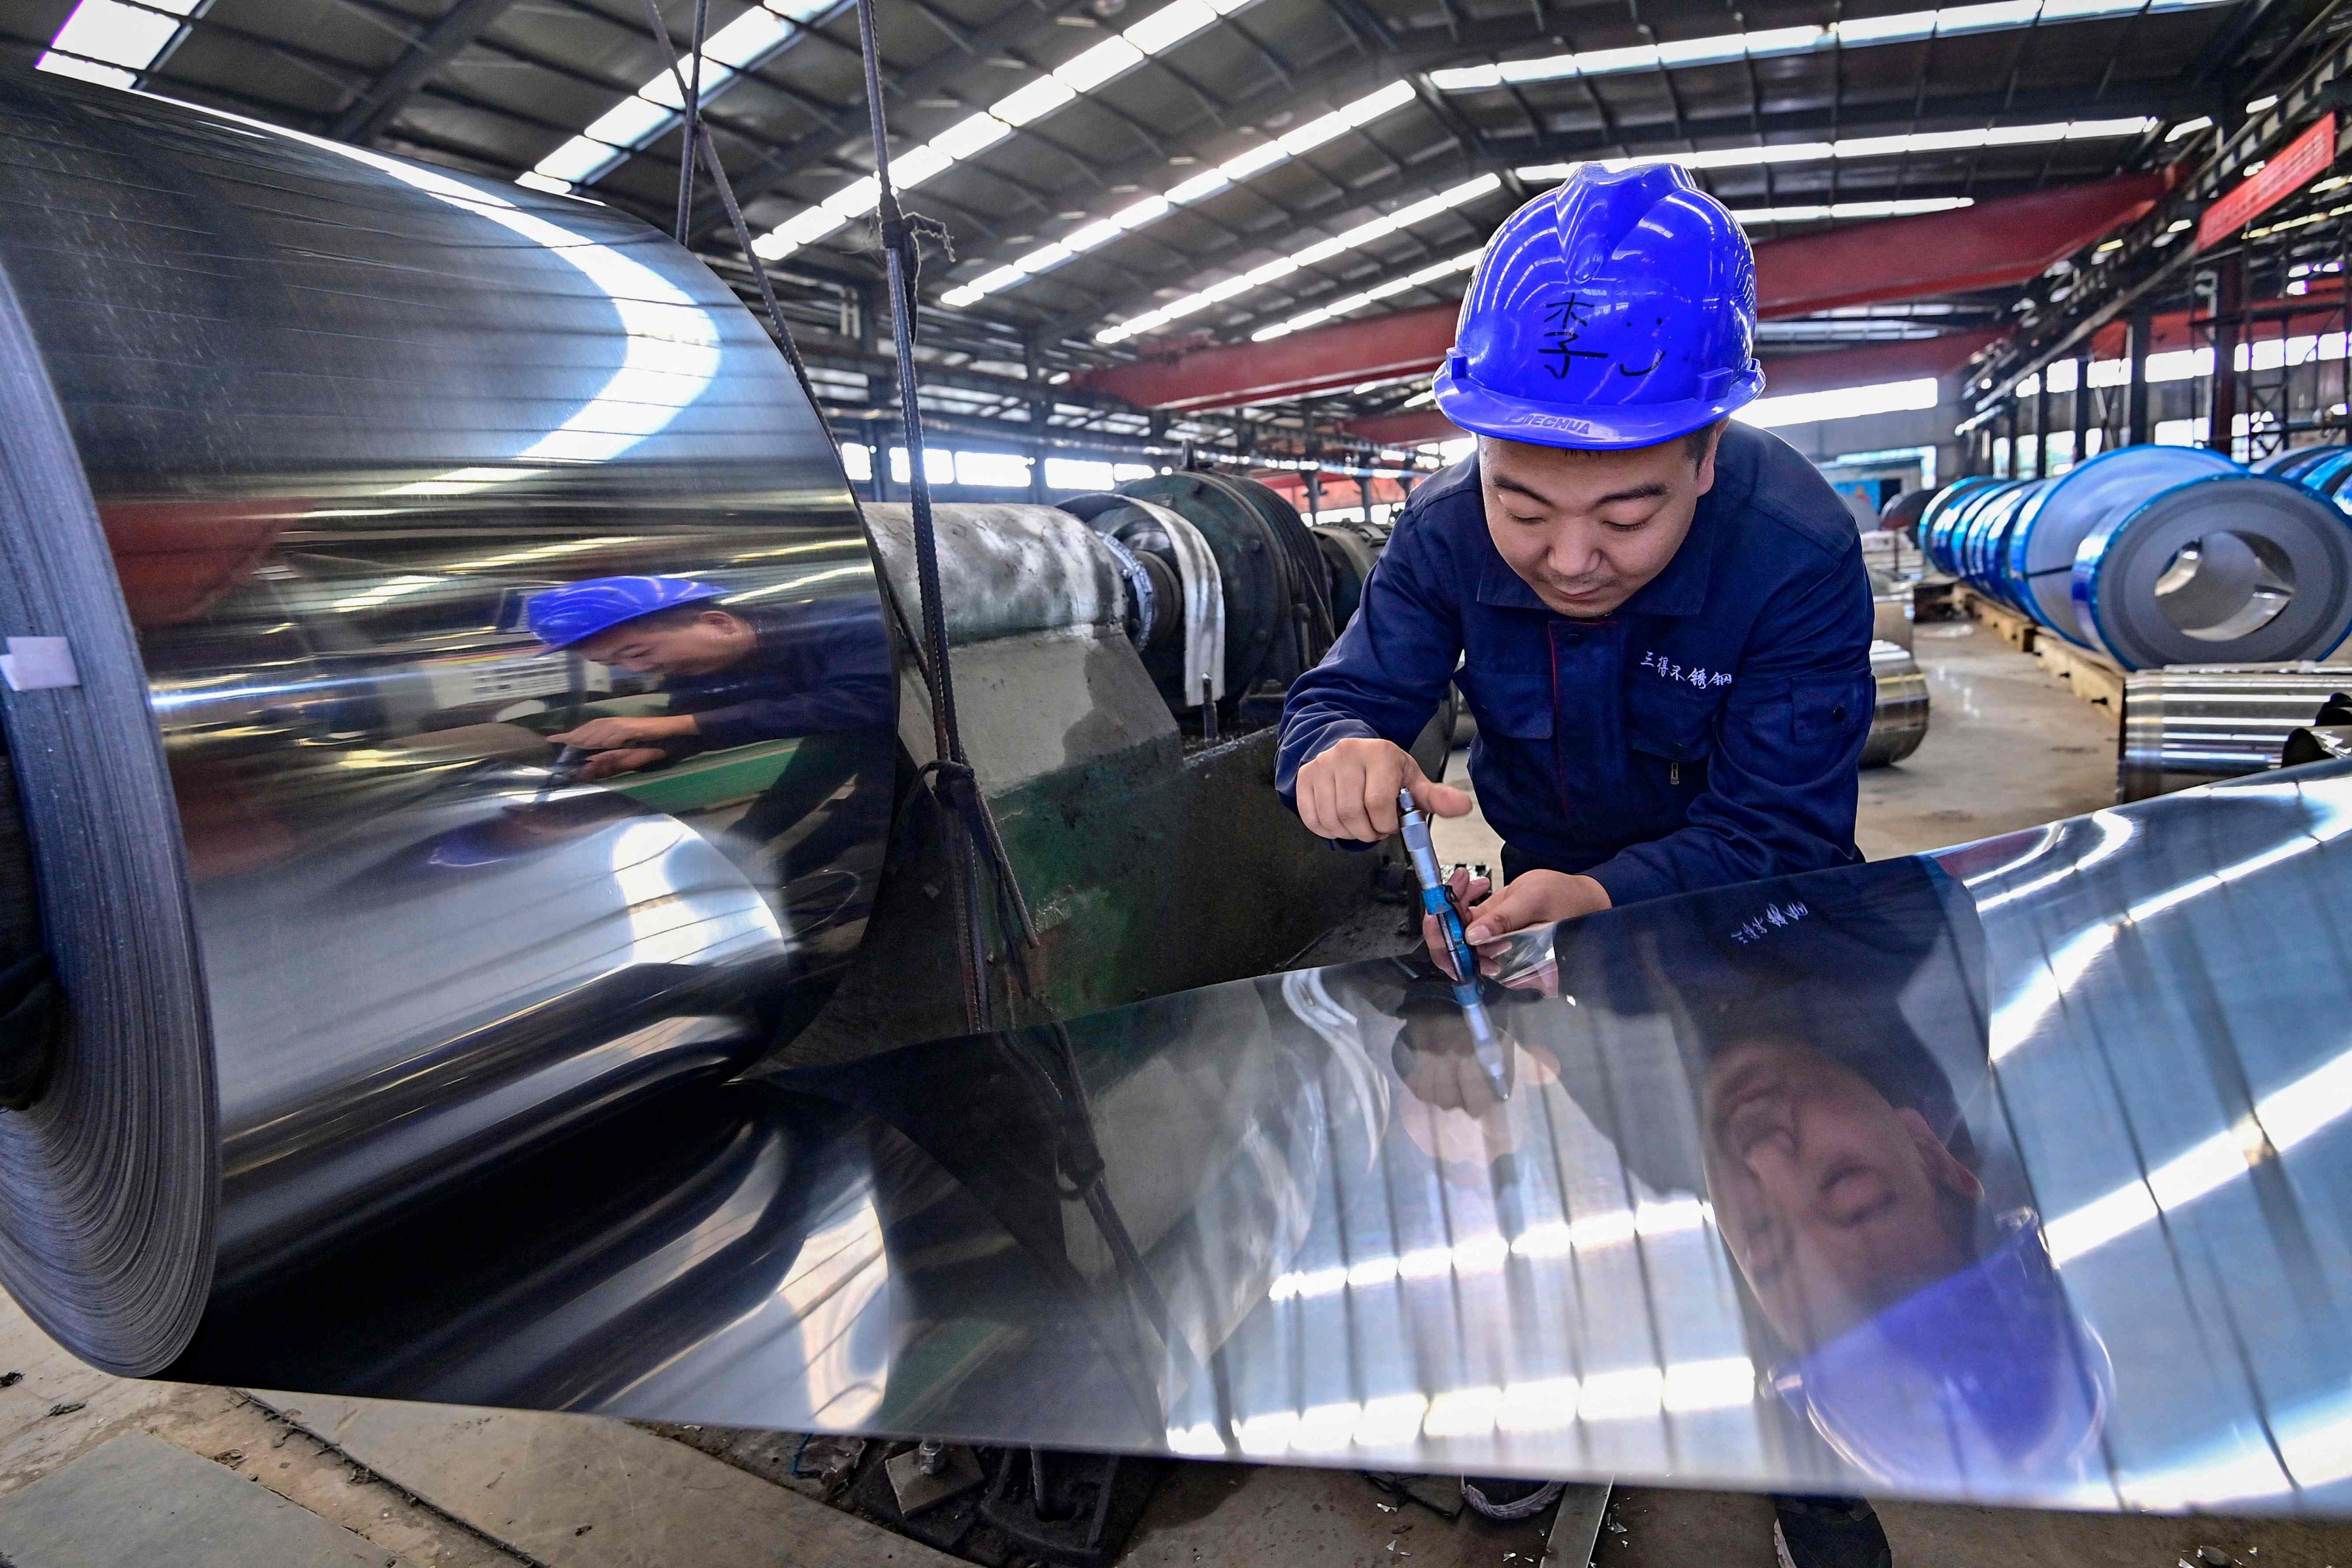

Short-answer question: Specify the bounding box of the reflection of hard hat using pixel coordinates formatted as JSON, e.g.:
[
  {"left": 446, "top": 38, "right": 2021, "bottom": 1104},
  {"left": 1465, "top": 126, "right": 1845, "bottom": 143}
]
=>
[
  {"left": 526, "top": 576, "right": 726, "bottom": 649},
  {"left": 1432, "top": 165, "right": 1763, "bottom": 450},
  {"left": 1772, "top": 1217, "right": 2112, "bottom": 1493}
]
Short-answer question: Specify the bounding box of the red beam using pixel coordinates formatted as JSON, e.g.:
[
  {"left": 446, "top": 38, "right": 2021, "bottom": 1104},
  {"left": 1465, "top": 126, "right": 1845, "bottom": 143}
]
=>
[
  {"left": 1337, "top": 333, "right": 2003, "bottom": 449},
  {"left": 1078, "top": 304, "right": 1459, "bottom": 414},
  {"left": 1344, "top": 408, "right": 1465, "bottom": 446},
  {"left": 1076, "top": 178, "right": 2165, "bottom": 414},
  {"left": 1752, "top": 173, "right": 2171, "bottom": 318}
]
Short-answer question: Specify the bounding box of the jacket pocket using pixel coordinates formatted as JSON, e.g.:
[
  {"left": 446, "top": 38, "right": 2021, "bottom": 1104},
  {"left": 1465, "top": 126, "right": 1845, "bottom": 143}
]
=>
[
  {"left": 1628, "top": 682, "right": 1720, "bottom": 762},
  {"left": 1459, "top": 668, "right": 1554, "bottom": 739},
  {"left": 1793, "top": 675, "right": 1875, "bottom": 750}
]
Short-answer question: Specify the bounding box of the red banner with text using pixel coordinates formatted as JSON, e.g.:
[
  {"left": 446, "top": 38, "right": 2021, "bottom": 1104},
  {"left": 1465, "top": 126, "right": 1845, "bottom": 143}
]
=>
[{"left": 2198, "top": 114, "right": 2338, "bottom": 250}]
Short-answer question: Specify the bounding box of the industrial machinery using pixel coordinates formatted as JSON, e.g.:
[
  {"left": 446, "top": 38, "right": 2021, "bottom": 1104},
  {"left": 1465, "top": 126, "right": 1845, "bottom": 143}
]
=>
[{"left": 1917, "top": 446, "right": 2352, "bottom": 670}]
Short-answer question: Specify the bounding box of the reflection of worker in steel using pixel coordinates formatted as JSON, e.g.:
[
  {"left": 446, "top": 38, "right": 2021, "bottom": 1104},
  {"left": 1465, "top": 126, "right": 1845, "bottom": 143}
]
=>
[
  {"left": 1387, "top": 968, "right": 1555, "bottom": 1167},
  {"left": 1561, "top": 858, "right": 2100, "bottom": 1563},
  {"left": 528, "top": 577, "right": 892, "bottom": 777},
  {"left": 1279, "top": 165, "right": 1872, "bottom": 970},
  {"left": 527, "top": 576, "right": 894, "bottom": 886}
]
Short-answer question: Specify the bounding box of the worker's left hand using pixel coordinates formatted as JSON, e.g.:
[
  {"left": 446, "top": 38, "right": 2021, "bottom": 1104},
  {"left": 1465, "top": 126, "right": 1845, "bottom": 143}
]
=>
[
  {"left": 576, "top": 746, "right": 667, "bottom": 780},
  {"left": 1461, "top": 870, "right": 1610, "bottom": 959},
  {"left": 550, "top": 713, "right": 697, "bottom": 751},
  {"left": 1423, "top": 866, "right": 1490, "bottom": 979}
]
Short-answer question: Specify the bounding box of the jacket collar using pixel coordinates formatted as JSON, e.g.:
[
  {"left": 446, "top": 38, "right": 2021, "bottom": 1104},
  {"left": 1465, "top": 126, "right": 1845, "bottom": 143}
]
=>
[{"left": 1467, "top": 451, "right": 1737, "bottom": 619}]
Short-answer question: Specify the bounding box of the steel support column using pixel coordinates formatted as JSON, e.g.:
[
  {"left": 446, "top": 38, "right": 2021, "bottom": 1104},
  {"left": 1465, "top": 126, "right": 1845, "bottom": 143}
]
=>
[
  {"left": 2210, "top": 256, "right": 2243, "bottom": 459},
  {"left": 2126, "top": 307, "right": 2154, "bottom": 447},
  {"left": 1025, "top": 334, "right": 1049, "bottom": 504},
  {"left": 2032, "top": 373, "right": 2050, "bottom": 477},
  {"left": 2072, "top": 361, "right": 2092, "bottom": 467}
]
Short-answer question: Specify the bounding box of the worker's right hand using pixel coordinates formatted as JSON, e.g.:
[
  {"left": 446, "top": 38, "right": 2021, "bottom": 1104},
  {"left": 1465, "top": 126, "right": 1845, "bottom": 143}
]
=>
[{"left": 1295, "top": 737, "right": 1472, "bottom": 843}]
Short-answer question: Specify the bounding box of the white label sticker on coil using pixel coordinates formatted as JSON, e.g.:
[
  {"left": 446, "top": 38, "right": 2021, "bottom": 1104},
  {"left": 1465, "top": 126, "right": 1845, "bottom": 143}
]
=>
[{"left": 1, "top": 638, "right": 79, "bottom": 692}]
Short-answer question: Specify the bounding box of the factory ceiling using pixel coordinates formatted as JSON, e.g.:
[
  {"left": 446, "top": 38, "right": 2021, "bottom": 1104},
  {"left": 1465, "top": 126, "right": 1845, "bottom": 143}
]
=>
[{"left": 2, "top": 0, "right": 2341, "bottom": 443}]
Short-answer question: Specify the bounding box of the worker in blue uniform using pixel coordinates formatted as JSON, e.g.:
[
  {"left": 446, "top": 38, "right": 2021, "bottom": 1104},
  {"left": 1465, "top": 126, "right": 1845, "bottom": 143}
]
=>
[
  {"left": 1277, "top": 164, "right": 1886, "bottom": 1567},
  {"left": 1280, "top": 162, "right": 1874, "bottom": 957},
  {"left": 526, "top": 576, "right": 894, "bottom": 896}
]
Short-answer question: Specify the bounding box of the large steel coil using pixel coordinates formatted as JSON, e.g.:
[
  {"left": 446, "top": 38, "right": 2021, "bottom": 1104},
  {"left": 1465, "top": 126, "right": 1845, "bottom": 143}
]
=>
[
  {"left": 1918, "top": 446, "right": 2352, "bottom": 670},
  {"left": 0, "top": 75, "right": 900, "bottom": 1374},
  {"left": 1999, "top": 448, "right": 2235, "bottom": 640},
  {"left": 2073, "top": 472, "right": 2352, "bottom": 667},
  {"left": 2250, "top": 445, "right": 2345, "bottom": 480}
]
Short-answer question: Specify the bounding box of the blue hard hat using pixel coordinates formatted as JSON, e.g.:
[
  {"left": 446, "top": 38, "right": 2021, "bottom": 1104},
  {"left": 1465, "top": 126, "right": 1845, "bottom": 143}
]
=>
[
  {"left": 526, "top": 576, "right": 727, "bottom": 649},
  {"left": 1433, "top": 164, "right": 1764, "bottom": 450},
  {"left": 1772, "top": 1218, "right": 2112, "bottom": 1491}
]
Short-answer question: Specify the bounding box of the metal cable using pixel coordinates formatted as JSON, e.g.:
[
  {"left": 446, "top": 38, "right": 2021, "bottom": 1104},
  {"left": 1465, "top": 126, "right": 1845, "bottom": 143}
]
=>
[
  {"left": 849, "top": 0, "right": 1037, "bottom": 1032},
  {"left": 673, "top": 0, "right": 709, "bottom": 244}
]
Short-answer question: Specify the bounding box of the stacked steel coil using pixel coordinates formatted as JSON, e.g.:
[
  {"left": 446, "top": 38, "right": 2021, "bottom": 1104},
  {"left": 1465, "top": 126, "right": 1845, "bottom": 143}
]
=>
[
  {"left": 2117, "top": 663, "right": 2352, "bottom": 800},
  {"left": 1917, "top": 446, "right": 2352, "bottom": 670}
]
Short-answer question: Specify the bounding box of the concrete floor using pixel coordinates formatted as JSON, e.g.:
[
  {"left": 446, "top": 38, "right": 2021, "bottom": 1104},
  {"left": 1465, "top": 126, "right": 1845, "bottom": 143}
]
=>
[{"left": 0, "top": 627, "right": 2341, "bottom": 1567}]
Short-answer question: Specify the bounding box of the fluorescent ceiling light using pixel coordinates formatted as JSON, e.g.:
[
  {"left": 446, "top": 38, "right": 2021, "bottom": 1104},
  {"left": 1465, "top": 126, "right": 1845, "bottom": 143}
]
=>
[
  {"left": 751, "top": 206, "right": 848, "bottom": 258},
  {"left": 1063, "top": 217, "right": 1125, "bottom": 251},
  {"left": 580, "top": 93, "right": 677, "bottom": 149},
  {"left": 1728, "top": 196, "right": 1973, "bottom": 223},
  {"left": 930, "top": 111, "right": 1014, "bottom": 160},
  {"left": 891, "top": 144, "right": 955, "bottom": 186},
  {"left": 2166, "top": 114, "right": 2215, "bottom": 141},
  {"left": 1219, "top": 141, "right": 1291, "bottom": 179},
  {"left": 992, "top": 75, "right": 1077, "bottom": 126},
  {"left": 1099, "top": 177, "right": 1496, "bottom": 343},
  {"left": 1432, "top": 0, "right": 2232, "bottom": 93},
  {"left": 1517, "top": 117, "right": 2155, "bottom": 181},
  {"left": 757, "top": 0, "right": 1268, "bottom": 262},
  {"left": 820, "top": 174, "right": 882, "bottom": 217},
  {"left": 1165, "top": 169, "right": 1235, "bottom": 203},
  {"left": 1123, "top": 0, "right": 1218, "bottom": 55},
  {"left": 1054, "top": 36, "right": 1145, "bottom": 91},
  {"left": 1112, "top": 195, "right": 1173, "bottom": 228},
  {"left": 1252, "top": 248, "right": 1483, "bottom": 340},
  {"left": 515, "top": 0, "right": 837, "bottom": 194},
  {"left": 37, "top": 0, "right": 202, "bottom": 87},
  {"left": 940, "top": 77, "right": 1422, "bottom": 308}
]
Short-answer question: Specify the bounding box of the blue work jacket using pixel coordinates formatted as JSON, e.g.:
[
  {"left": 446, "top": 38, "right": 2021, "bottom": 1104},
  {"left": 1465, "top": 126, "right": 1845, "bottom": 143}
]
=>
[{"left": 1277, "top": 423, "right": 1875, "bottom": 907}]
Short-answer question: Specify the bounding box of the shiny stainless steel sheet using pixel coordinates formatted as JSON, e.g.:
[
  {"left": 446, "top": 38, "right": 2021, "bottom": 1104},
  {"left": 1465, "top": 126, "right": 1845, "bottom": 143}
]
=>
[
  {"left": 171, "top": 762, "right": 2352, "bottom": 1515},
  {"left": 0, "top": 75, "right": 896, "bottom": 1370}
]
